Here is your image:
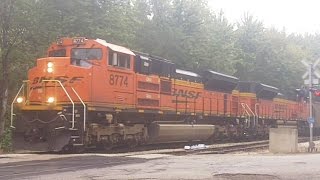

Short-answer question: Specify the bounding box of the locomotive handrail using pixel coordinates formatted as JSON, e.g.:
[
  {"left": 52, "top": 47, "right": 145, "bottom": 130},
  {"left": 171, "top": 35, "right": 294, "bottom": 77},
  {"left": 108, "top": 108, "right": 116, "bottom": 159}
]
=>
[
  {"left": 10, "top": 83, "right": 25, "bottom": 128},
  {"left": 255, "top": 103, "right": 259, "bottom": 127},
  {"left": 71, "top": 87, "right": 86, "bottom": 131},
  {"left": 245, "top": 103, "right": 256, "bottom": 127},
  {"left": 241, "top": 103, "right": 256, "bottom": 128},
  {"left": 42, "top": 80, "right": 75, "bottom": 129},
  {"left": 240, "top": 103, "right": 251, "bottom": 128},
  {"left": 26, "top": 88, "right": 34, "bottom": 105}
]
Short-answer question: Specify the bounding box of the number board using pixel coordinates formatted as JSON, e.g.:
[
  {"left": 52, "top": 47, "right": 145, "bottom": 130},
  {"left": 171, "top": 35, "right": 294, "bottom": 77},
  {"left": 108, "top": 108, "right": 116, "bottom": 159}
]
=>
[{"left": 109, "top": 74, "right": 128, "bottom": 87}]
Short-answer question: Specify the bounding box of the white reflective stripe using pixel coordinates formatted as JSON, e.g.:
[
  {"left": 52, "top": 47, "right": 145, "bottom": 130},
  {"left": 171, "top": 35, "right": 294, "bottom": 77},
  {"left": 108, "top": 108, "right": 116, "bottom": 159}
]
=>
[
  {"left": 95, "top": 39, "right": 135, "bottom": 55},
  {"left": 140, "top": 55, "right": 149, "bottom": 60},
  {"left": 176, "top": 69, "right": 200, "bottom": 77}
]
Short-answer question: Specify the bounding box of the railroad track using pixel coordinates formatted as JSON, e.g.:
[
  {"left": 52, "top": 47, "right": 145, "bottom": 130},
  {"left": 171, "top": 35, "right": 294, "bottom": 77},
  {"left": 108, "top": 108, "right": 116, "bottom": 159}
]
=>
[
  {"left": 15, "top": 136, "right": 320, "bottom": 155},
  {"left": 298, "top": 136, "right": 320, "bottom": 142},
  {"left": 200, "top": 141, "right": 268, "bottom": 154},
  {"left": 165, "top": 136, "right": 320, "bottom": 155},
  {"left": 16, "top": 137, "right": 266, "bottom": 154},
  {"left": 165, "top": 141, "right": 268, "bottom": 155}
]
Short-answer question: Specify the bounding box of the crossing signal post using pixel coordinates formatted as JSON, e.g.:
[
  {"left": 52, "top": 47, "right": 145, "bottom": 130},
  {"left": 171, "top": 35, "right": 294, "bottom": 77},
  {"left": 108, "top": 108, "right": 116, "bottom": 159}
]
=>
[
  {"left": 308, "top": 63, "right": 314, "bottom": 150},
  {"left": 302, "top": 59, "right": 320, "bottom": 151}
]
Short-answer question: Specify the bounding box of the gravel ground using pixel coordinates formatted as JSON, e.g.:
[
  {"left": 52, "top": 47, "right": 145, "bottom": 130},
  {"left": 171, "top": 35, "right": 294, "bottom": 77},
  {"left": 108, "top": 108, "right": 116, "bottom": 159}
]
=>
[{"left": 1, "top": 141, "right": 320, "bottom": 180}]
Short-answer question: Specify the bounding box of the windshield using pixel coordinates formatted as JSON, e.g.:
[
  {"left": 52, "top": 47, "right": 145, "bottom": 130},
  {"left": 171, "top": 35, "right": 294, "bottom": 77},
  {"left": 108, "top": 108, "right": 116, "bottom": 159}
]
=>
[
  {"left": 48, "top": 49, "right": 66, "bottom": 57},
  {"left": 71, "top": 48, "right": 102, "bottom": 67}
]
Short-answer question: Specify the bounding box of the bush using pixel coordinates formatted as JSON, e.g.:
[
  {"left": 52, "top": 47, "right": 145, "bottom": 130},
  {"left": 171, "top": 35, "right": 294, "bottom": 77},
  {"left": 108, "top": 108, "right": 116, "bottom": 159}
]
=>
[{"left": 0, "top": 128, "right": 12, "bottom": 153}]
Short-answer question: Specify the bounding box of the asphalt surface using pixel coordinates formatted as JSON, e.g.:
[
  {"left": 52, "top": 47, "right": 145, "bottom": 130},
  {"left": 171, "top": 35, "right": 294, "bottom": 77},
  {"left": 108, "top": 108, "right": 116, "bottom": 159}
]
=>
[
  {"left": 2, "top": 141, "right": 320, "bottom": 179},
  {"left": 0, "top": 155, "right": 147, "bottom": 180},
  {"left": 7, "top": 152, "right": 320, "bottom": 180}
]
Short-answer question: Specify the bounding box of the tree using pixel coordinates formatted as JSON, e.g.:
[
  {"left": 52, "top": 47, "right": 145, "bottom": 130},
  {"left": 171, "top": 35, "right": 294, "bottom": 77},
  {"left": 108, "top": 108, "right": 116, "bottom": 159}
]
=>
[
  {"left": 0, "top": 0, "right": 15, "bottom": 137},
  {"left": 0, "top": 0, "right": 38, "bottom": 137},
  {"left": 234, "top": 13, "right": 264, "bottom": 80},
  {"left": 205, "top": 10, "right": 240, "bottom": 74},
  {"left": 134, "top": 0, "right": 188, "bottom": 65}
]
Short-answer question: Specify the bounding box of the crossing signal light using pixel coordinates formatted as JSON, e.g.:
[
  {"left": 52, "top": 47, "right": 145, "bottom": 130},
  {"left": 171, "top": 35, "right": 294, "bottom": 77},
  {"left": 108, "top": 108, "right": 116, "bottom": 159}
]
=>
[{"left": 314, "top": 90, "right": 320, "bottom": 96}]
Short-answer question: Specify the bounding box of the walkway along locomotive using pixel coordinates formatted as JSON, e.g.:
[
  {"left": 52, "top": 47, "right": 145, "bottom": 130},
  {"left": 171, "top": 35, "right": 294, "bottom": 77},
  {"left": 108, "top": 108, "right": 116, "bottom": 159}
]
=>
[{"left": 10, "top": 37, "right": 309, "bottom": 151}]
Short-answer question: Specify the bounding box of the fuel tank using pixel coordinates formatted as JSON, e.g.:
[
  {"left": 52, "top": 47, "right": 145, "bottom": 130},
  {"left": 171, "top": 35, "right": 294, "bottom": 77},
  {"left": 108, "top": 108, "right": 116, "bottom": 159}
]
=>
[{"left": 147, "top": 123, "right": 215, "bottom": 143}]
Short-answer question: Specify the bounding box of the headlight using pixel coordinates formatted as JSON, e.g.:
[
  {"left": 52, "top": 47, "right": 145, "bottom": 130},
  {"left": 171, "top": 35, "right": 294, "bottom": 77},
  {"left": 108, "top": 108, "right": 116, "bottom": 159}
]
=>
[
  {"left": 16, "top": 97, "right": 24, "bottom": 103},
  {"left": 47, "top": 62, "right": 54, "bottom": 68},
  {"left": 47, "top": 97, "right": 55, "bottom": 103},
  {"left": 47, "top": 67, "right": 53, "bottom": 73},
  {"left": 47, "top": 62, "right": 54, "bottom": 73}
]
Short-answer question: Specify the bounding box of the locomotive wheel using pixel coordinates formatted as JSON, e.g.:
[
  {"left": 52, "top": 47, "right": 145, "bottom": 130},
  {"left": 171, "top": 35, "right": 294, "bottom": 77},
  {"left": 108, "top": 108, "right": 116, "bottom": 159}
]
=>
[
  {"left": 61, "top": 144, "right": 73, "bottom": 153},
  {"left": 126, "top": 138, "right": 138, "bottom": 149},
  {"left": 100, "top": 140, "right": 114, "bottom": 151},
  {"left": 60, "top": 144, "right": 85, "bottom": 153},
  {"left": 73, "top": 146, "right": 85, "bottom": 153},
  {"left": 48, "top": 130, "right": 71, "bottom": 152}
]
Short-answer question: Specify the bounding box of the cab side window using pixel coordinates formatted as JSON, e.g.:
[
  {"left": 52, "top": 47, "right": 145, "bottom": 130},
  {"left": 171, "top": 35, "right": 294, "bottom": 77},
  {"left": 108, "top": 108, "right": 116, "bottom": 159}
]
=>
[{"left": 108, "top": 50, "right": 130, "bottom": 69}]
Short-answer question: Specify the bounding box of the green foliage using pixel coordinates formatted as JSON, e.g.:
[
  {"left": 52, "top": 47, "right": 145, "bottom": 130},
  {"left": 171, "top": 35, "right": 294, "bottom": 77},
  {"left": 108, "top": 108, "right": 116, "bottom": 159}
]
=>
[
  {"left": 0, "top": 0, "right": 318, "bottom": 97},
  {"left": 0, "top": 128, "right": 12, "bottom": 152},
  {"left": 1, "top": 0, "right": 320, "bottom": 137},
  {"left": 0, "top": 107, "right": 12, "bottom": 152}
]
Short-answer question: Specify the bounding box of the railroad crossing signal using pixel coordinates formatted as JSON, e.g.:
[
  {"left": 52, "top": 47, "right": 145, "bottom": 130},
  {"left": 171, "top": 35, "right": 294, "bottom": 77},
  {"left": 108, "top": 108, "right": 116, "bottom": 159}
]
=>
[
  {"left": 301, "top": 58, "right": 320, "bottom": 151},
  {"left": 308, "top": 117, "right": 315, "bottom": 124},
  {"left": 315, "top": 90, "right": 320, "bottom": 96},
  {"left": 302, "top": 59, "right": 320, "bottom": 85}
]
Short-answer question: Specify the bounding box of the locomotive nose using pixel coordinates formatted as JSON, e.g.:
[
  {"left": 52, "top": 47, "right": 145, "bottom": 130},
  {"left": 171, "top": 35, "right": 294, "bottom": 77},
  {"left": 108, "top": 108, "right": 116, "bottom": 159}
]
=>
[{"left": 36, "top": 57, "right": 71, "bottom": 75}]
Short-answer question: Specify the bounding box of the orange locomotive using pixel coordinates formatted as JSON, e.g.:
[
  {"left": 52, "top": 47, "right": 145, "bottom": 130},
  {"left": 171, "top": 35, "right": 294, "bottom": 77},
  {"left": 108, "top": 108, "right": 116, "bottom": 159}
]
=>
[{"left": 11, "top": 37, "right": 309, "bottom": 151}]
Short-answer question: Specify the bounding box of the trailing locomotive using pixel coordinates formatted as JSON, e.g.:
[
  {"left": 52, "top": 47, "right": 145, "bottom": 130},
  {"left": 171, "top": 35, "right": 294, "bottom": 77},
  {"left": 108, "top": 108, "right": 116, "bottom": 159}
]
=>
[{"left": 11, "top": 37, "right": 309, "bottom": 152}]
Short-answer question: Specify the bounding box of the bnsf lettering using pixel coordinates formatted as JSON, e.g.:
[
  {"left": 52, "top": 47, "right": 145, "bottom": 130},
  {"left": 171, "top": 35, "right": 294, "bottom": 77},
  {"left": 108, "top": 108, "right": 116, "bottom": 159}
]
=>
[
  {"left": 32, "top": 76, "right": 84, "bottom": 84},
  {"left": 69, "top": 77, "right": 84, "bottom": 83},
  {"left": 172, "top": 89, "right": 201, "bottom": 99}
]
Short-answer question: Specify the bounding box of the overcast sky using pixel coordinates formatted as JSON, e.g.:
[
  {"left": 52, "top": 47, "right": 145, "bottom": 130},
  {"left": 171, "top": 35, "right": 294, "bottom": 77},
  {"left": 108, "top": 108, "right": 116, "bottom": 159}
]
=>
[{"left": 208, "top": 0, "right": 320, "bottom": 34}]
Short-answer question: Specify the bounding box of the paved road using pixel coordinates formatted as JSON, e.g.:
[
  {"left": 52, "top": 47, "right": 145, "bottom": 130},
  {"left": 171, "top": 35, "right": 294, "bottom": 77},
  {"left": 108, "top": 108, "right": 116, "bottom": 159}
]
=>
[
  {"left": 2, "top": 141, "right": 320, "bottom": 180},
  {"left": 4, "top": 152, "right": 320, "bottom": 180},
  {"left": 0, "top": 155, "right": 146, "bottom": 180}
]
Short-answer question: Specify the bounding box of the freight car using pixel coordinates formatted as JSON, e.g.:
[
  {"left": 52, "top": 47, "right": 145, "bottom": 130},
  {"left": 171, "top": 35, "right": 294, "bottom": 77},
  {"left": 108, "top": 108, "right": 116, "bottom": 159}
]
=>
[{"left": 10, "top": 37, "right": 309, "bottom": 152}]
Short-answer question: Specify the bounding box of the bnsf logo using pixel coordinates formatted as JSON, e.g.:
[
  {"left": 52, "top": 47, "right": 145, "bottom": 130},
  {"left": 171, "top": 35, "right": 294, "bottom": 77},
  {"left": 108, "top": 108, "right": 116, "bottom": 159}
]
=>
[
  {"left": 32, "top": 76, "right": 84, "bottom": 84},
  {"left": 173, "top": 89, "right": 201, "bottom": 99}
]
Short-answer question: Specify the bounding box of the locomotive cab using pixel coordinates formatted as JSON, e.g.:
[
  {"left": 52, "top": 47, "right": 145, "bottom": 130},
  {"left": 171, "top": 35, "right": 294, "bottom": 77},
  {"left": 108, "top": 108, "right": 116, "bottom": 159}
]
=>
[
  {"left": 11, "top": 37, "right": 137, "bottom": 151},
  {"left": 25, "top": 37, "right": 106, "bottom": 106},
  {"left": 14, "top": 37, "right": 136, "bottom": 108}
]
